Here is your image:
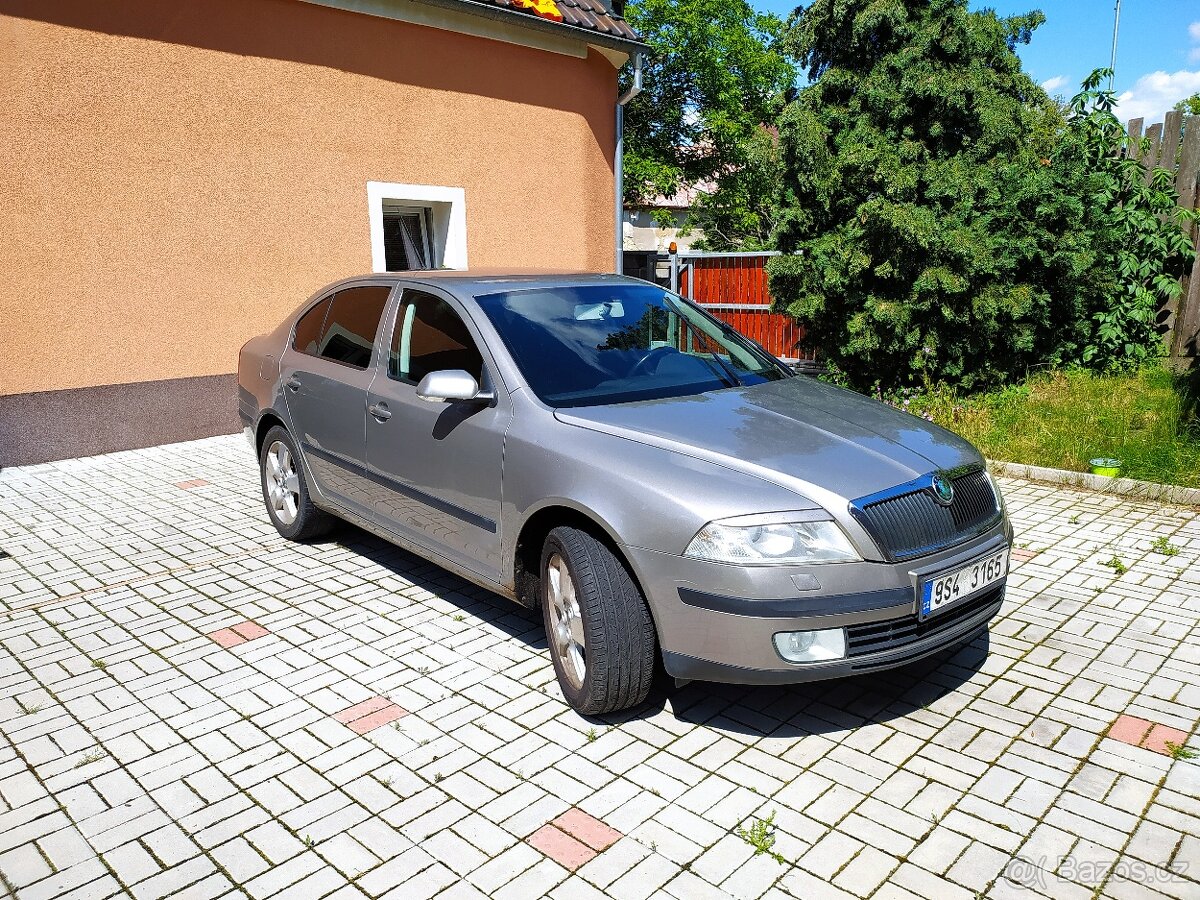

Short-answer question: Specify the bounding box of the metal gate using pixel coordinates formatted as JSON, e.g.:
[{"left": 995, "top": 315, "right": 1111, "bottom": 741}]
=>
[{"left": 668, "top": 251, "right": 815, "bottom": 365}]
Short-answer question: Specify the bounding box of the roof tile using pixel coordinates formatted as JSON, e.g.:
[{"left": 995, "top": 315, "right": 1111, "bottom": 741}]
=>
[{"left": 458, "top": 0, "right": 641, "bottom": 42}]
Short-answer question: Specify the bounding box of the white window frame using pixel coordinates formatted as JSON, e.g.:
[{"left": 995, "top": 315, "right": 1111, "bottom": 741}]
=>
[{"left": 367, "top": 181, "right": 468, "bottom": 272}]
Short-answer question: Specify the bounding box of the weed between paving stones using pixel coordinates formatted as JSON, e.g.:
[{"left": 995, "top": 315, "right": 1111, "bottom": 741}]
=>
[
  {"left": 737, "top": 811, "right": 785, "bottom": 864},
  {"left": 1103, "top": 556, "right": 1127, "bottom": 574},
  {"left": 1149, "top": 536, "right": 1181, "bottom": 556},
  {"left": 1165, "top": 742, "right": 1199, "bottom": 761}
]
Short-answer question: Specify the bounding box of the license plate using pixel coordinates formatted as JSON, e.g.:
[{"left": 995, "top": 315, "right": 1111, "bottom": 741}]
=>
[{"left": 920, "top": 548, "right": 1008, "bottom": 619}]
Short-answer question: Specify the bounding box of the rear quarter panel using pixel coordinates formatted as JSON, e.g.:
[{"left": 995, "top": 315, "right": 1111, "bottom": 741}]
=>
[{"left": 238, "top": 325, "right": 290, "bottom": 435}]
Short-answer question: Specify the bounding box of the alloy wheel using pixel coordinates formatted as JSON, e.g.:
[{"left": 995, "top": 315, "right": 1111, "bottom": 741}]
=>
[
  {"left": 265, "top": 440, "right": 300, "bottom": 525},
  {"left": 546, "top": 552, "right": 586, "bottom": 689}
]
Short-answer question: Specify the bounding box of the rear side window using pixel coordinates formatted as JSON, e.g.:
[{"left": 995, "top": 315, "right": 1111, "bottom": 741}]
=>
[
  {"left": 318, "top": 286, "right": 392, "bottom": 368},
  {"left": 389, "top": 290, "right": 484, "bottom": 384},
  {"left": 292, "top": 296, "right": 331, "bottom": 355},
  {"left": 293, "top": 285, "right": 392, "bottom": 368}
]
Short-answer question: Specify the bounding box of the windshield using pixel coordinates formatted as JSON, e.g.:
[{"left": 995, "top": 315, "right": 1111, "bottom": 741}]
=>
[{"left": 474, "top": 284, "right": 792, "bottom": 408}]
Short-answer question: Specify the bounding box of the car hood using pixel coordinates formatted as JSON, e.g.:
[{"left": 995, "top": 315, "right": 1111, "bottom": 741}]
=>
[{"left": 554, "top": 376, "right": 984, "bottom": 508}]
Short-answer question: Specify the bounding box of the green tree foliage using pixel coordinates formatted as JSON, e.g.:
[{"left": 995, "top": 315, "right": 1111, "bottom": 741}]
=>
[
  {"left": 690, "top": 125, "right": 784, "bottom": 250},
  {"left": 766, "top": 0, "right": 1096, "bottom": 392},
  {"left": 1174, "top": 93, "right": 1200, "bottom": 116},
  {"left": 620, "top": 0, "right": 795, "bottom": 207},
  {"left": 766, "top": 0, "right": 1197, "bottom": 391},
  {"left": 1063, "top": 71, "right": 1198, "bottom": 366}
]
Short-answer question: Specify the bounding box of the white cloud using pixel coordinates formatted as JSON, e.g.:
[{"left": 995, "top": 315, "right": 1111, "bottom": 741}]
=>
[
  {"left": 1041, "top": 75, "right": 1069, "bottom": 95},
  {"left": 1113, "top": 69, "right": 1200, "bottom": 124}
]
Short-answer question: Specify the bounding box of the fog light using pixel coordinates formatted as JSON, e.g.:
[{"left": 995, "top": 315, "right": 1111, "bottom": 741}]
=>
[{"left": 773, "top": 628, "right": 846, "bottom": 663}]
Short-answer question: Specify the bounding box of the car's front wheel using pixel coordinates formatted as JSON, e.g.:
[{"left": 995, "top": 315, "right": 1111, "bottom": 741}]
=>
[
  {"left": 540, "top": 526, "right": 656, "bottom": 715},
  {"left": 259, "top": 426, "right": 333, "bottom": 541}
]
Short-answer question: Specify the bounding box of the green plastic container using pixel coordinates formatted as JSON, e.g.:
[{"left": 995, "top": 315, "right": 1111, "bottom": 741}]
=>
[{"left": 1090, "top": 458, "right": 1121, "bottom": 477}]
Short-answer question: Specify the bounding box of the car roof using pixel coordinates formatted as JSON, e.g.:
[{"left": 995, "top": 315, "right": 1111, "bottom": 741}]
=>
[{"left": 348, "top": 270, "right": 644, "bottom": 295}]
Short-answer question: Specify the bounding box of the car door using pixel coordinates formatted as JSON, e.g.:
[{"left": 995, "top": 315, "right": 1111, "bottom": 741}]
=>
[
  {"left": 364, "top": 286, "right": 511, "bottom": 582},
  {"left": 281, "top": 282, "right": 394, "bottom": 515}
]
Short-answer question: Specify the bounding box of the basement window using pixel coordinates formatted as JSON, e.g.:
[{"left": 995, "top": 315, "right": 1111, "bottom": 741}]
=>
[{"left": 367, "top": 182, "right": 468, "bottom": 272}]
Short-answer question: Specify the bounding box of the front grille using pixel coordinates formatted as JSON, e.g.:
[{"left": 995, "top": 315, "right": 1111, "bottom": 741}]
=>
[
  {"left": 853, "top": 469, "right": 1000, "bottom": 561},
  {"left": 845, "top": 586, "right": 1004, "bottom": 657}
]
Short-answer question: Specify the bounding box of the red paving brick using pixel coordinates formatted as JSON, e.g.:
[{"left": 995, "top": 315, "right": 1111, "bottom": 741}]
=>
[
  {"left": 528, "top": 824, "right": 597, "bottom": 870},
  {"left": 231, "top": 621, "right": 269, "bottom": 640},
  {"left": 208, "top": 620, "right": 270, "bottom": 648},
  {"left": 1107, "top": 715, "right": 1155, "bottom": 747},
  {"left": 208, "top": 628, "right": 246, "bottom": 648},
  {"left": 1011, "top": 548, "right": 1039, "bottom": 563},
  {"left": 334, "top": 696, "right": 395, "bottom": 724},
  {"left": 333, "top": 696, "right": 408, "bottom": 734},
  {"left": 174, "top": 479, "right": 210, "bottom": 489},
  {"left": 552, "top": 808, "right": 623, "bottom": 851},
  {"left": 347, "top": 706, "right": 407, "bottom": 734},
  {"left": 1142, "top": 724, "right": 1190, "bottom": 756},
  {"left": 1106, "top": 715, "right": 1193, "bottom": 756}
]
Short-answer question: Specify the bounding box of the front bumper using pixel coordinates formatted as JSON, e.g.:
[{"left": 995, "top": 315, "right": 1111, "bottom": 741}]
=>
[
  {"left": 624, "top": 517, "right": 1011, "bottom": 684},
  {"left": 663, "top": 589, "right": 1000, "bottom": 684}
]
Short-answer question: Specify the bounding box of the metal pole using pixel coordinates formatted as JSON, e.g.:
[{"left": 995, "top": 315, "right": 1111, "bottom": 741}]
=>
[
  {"left": 615, "top": 103, "right": 624, "bottom": 273},
  {"left": 615, "top": 54, "right": 643, "bottom": 274},
  {"left": 1109, "top": 0, "right": 1121, "bottom": 92}
]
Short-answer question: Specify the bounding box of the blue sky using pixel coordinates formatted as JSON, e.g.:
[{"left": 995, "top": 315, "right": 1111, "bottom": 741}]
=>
[{"left": 754, "top": 1, "right": 1200, "bottom": 123}]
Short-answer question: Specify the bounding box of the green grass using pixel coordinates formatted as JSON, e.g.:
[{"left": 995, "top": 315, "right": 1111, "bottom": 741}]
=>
[{"left": 904, "top": 367, "right": 1200, "bottom": 488}]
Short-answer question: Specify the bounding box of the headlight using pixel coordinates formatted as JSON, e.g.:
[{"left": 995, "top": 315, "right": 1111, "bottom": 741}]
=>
[{"left": 684, "top": 516, "right": 860, "bottom": 565}]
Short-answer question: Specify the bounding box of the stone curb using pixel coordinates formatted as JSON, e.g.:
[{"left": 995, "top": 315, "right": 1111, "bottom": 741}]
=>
[{"left": 988, "top": 459, "right": 1200, "bottom": 507}]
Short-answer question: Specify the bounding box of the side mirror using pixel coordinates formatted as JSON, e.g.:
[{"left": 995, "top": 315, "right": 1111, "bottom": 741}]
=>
[{"left": 415, "top": 370, "right": 494, "bottom": 403}]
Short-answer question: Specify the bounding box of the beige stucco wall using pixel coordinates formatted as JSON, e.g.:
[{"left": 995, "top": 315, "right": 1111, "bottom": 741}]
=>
[{"left": 0, "top": 0, "right": 617, "bottom": 396}]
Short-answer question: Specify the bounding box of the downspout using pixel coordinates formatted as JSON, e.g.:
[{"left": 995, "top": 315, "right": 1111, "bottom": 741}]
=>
[{"left": 615, "top": 52, "right": 643, "bottom": 273}]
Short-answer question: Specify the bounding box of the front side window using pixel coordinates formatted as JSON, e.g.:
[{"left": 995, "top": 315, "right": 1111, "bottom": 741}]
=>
[
  {"left": 389, "top": 290, "right": 484, "bottom": 385},
  {"left": 307, "top": 285, "right": 391, "bottom": 369},
  {"left": 475, "top": 284, "right": 790, "bottom": 408}
]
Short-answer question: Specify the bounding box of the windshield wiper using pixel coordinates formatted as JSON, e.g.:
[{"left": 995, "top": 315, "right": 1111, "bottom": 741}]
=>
[
  {"left": 663, "top": 297, "right": 743, "bottom": 388},
  {"left": 712, "top": 319, "right": 795, "bottom": 378}
]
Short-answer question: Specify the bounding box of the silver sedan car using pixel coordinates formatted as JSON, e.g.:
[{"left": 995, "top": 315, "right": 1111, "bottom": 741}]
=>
[{"left": 238, "top": 272, "right": 1012, "bottom": 714}]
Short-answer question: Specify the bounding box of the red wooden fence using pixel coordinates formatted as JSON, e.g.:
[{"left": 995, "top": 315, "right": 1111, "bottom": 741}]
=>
[{"left": 674, "top": 252, "right": 816, "bottom": 364}]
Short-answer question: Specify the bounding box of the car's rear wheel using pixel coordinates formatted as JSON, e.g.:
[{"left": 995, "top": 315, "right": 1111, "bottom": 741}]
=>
[
  {"left": 259, "top": 426, "right": 333, "bottom": 541},
  {"left": 540, "top": 526, "right": 656, "bottom": 715}
]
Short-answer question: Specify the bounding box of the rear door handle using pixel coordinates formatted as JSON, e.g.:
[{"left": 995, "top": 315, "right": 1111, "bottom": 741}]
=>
[
  {"left": 368, "top": 402, "right": 392, "bottom": 421},
  {"left": 285, "top": 376, "right": 301, "bottom": 392}
]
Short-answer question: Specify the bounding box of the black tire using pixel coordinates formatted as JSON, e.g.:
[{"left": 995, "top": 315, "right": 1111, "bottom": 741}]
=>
[
  {"left": 259, "top": 425, "right": 334, "bottom": 541},
  {"left": 540, "top": 526, "right": 657, "bottom": 715}
]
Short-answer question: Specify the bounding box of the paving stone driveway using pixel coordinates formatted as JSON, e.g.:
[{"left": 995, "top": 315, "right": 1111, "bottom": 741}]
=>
[{"left": 1, "top": 435, "right": 1198, "bottom": 900}]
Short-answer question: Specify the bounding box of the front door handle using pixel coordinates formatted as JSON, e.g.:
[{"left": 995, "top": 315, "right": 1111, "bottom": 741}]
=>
[
  {"left": 285, "top": 376, "right": 301, "bottom": 392},
  {"left": 368, "top": 402, "right": 392, "bottom": 421}
]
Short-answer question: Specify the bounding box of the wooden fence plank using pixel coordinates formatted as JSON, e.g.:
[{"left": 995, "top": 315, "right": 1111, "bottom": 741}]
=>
[
  {"left": 1161, "top": 110, "right": 1183, "bottom": 174},
  {"left": 1172, "top": 116, "right": 1200, "bottom": 365},
  {"left": 1173, "top": 254, "right": 1200, "bottom": 363},
  {"left": 1143, "top": 122, "right": 1164, "bottom": 181},
  {"left": 1127, "top": 117, "right": 1144, "bottom": 157},
  {"left": 1178, "top": 116, "right": 1200, "bottom": 211}
]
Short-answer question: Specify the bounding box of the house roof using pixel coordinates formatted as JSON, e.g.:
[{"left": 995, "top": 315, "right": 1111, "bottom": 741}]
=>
[{"left": 454, "top": 0, "right": 643, "bottom": 47}]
